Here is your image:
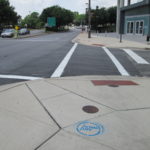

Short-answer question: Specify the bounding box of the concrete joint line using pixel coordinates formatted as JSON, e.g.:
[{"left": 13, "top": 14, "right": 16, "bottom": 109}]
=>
[
  {"left": 0, "top": 83, "right": 24, "bottom": 93},
  {"left": 45, "top": 81, "right": 116, "bottom": 111},
  {"left": 117, "top": 107, "right": 150, "bottom": 112},
  {"left": 40, "top": 92, "right": 70, "bottom": 102},
  {"left": 25, "top": 83, "right": 62, "bottom": 129},
  {"left": 34, "top": 129, "right": 61, "bottom": 150},
  {"left": 63, "top": 129, "right": 118, "bottom": 150},
  {"left": 63, "top": 110, "right": 116, "bottom": 130}
]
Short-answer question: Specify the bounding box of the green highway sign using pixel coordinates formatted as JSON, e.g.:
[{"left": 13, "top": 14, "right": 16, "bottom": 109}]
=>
[{"left": 47, "top": 17, "right": 56, "bottom": 27}]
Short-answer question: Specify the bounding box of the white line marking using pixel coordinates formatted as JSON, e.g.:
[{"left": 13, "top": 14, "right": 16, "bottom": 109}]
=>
[
  {"left": 51, "top": 43, "right": 78, "bottom": 77},
  {"left": 0, "top": 75, "right": 42, "bottom": 80},
  {"left": 102, "top": 47, "right": 130, "bottom": 76},
  {"left": 123, "top": 49, "right": 149, "bottom": 64}
]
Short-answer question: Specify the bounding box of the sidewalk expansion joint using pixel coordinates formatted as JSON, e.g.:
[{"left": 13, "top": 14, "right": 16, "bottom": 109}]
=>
[
  {"left": 25, "top": 83, "right": 62, "bottom": 129},
  {"left": 63, "top": 129, "right": 118, "bottom": 150},
  {"left": 63, "top": 110, "right": 116, "bottom": 130},
  {"left": 116, "top": 107, "right": 150, "bottom": 112},
  {"left": 34, "top": 129, "right": 61, "bottom": 150},
  {"left": 46, "top": 81, "right": 117, "bottom": 111},
  {"left": 40, "top": 92, "right": 70, "bottom": 102},
  {"left": 0, "top": 83, "right": 24, "bottom": 93}
]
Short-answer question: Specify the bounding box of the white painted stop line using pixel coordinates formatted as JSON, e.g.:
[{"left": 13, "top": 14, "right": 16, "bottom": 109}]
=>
[
  {"left": 123, "top": 49, "right": 149, "bottom": 64},
  {"left": 102, "top": 47, "right": 130, "bottom": 76},
  {"left": 51, "top": 43, "right": 78, "bottom": 78},
  {"left": 0, "top": 75, "right": 42, "bottom": 80}
]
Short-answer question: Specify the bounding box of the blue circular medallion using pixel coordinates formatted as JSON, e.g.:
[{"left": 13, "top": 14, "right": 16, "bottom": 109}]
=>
[{"left": 76, "top": 121, "right": 104, "bottom": 136}]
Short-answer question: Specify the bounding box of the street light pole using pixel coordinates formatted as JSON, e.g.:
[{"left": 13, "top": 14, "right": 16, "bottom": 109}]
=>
[{"left": 88, "top": 0, "right": 91, "bottom": 38}]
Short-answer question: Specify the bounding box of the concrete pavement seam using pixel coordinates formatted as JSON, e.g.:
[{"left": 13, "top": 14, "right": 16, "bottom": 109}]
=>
[
  {"left": 63, "top": 110, "right": 116, "bottom": 130},
  {"left": 25, "top": 83, "right": 62, "bottom": 129},
  {"left": 47, "top": 81, "right": 150, "bottom": 112},
  {"left": 63, "top": 129, "right": 118, "bottom": 150},
  {"left": 0, "top": 83, "right": 25, "bottom": 93},
  {"left": 40, "top": 92, "right": 70, "bottom": 102},
  {"left": 34, "top": 129, "right": 61, "bottom": 150},
  {"left": 45, "top": 81, "right": 117, "bottom": 111},
  {"left": 116, "top": 107, "right": 150, "bottom": 112},
  {"left": 0, "top": 106, "right": 53, "bottom": 126}
]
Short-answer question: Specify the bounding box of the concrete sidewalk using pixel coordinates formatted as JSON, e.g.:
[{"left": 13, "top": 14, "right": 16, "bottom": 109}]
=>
[
  {"left": 0, "top": 76, "right": 150, "bottom": 150},
  {"left": 72, "top": 32, "right": 150, "bottom": 50}
]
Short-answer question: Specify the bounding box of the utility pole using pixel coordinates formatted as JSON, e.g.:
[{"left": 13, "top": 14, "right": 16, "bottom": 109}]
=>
[{"left": 88, "top": 0, "right": 91, "bottom": 38}]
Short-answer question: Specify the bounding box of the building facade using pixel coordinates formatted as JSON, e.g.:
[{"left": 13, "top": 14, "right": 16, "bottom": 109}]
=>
[{"left": 119, "top": 0, "right": 150, "bottom": 38}]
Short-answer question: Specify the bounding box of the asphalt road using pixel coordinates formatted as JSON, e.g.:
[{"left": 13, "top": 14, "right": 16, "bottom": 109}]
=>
[{"left": 0, "top": 29, "right": 150, "bottom": 85}]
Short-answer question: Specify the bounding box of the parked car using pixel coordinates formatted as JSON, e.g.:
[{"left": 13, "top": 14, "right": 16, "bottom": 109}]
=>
[
  {"left": 19, "top": 28, "right": 30, "bottom": 35},
  {"left": 0, "top": 28, "right": 3, "bottom": 35},
  {"left": 1, "top": 29, "right": 15, "bottom": 38}
]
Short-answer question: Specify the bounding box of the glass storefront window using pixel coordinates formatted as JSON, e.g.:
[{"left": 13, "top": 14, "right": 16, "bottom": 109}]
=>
[
  {"left": 139, "top": 21, "right": 144, "bottom": 34},
  {"left": 136, "top": 21, "right": 139, "bottom": 34},
  {"left": 127, "top": 22, "right": 130, "bottom": 33},
  {"left": 130, "top": 22, "right": 134, "bottom": 33},
  {"left": 127, "top": 21, "right": 144, "bottom": 34}
]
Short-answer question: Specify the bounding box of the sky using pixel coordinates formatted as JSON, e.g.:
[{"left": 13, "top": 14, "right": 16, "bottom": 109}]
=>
[{"left": 9, "top": 0, "right": 117, "bottom": 18}]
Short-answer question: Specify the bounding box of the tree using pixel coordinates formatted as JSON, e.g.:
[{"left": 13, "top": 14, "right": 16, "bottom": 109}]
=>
[
  {"left": 40, "top": 5, "right": 74, "bottom": 27},
  {"left": 21, "top": 12, "right": 43, "bottom": 29},
  {"left": 107, "top": 6, "right": 117, "bottom": 25},
  {"left": 90, "top": 6, "right": 117, "bottom": 32},
  {"left": 73, "top": 12, "right": 85, "bottom": 26},
  {"left": 0, "top": 0, "right": 19, "bottom": 27},
  {"left": 91, "top": 7, "right": 108, "bottom": 30}
]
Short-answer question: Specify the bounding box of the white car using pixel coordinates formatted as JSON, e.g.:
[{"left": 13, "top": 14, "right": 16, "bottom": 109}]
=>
[
  {"left": 1, "top": 29, "right": 15, "bottom": 38},
  {"left": 19, "top": 28, "right": 30, "bottom": 35}
]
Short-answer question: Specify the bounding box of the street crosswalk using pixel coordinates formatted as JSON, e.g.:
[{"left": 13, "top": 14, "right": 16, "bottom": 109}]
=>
[
  {"left": 61, "top": 44, "right": 150, "bottom": 77},
  {"left": 0, "top": 44, "right": 150, "bottom": 84}
]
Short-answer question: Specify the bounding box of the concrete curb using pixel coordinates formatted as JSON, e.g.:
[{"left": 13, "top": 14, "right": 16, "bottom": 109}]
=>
[{"left": 72, "top": 32, "right": 150, "bottom": 50}]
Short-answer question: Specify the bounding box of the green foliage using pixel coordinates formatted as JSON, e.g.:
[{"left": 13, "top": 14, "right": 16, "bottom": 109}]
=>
[
  {"left": 107, "top": 6, "right": 117, "bottom": 25},
  {"left": 40, "top": 5, "right": 74, "bottom": 27},
  {"left": 90, "top": 6, "right": 117, "bottom": 31},
  {"left": 91, "top": 7, "right": 108, "bottom": 29},
  {"left": 0, "top": 0, "right": 20, "bottom": 27},
  {"left": 21, "top": 12, "right": 43, "bottom": 29},
  {"left": 73, "top": 12, "right": 85, "bottom": 26}
]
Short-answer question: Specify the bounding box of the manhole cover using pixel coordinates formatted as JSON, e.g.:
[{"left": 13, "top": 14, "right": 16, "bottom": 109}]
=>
[
  {"left": 82, "top": 105, "right": 99, "bottom": 114},
  {"left": 108, "top": 85, "right": 119, "bottom": 87}
]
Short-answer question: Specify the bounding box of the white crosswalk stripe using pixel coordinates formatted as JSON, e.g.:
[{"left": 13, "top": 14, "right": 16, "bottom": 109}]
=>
[
  {"left": 102, "top": 47, "right": 130, "bottom": 76},
  {"left": 0, "top": 75, "right": 42, "bottom": 80},
  {"left": 123, "top": 49, "right": 149, "bottom": 64},
  {"left": 51, "top": 43, "right": 78, "bottom": 78}
]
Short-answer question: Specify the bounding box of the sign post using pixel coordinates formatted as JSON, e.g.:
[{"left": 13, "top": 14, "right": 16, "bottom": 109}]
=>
[{"left": 14, "top": 26, "right": 19, "bottom": 39}]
